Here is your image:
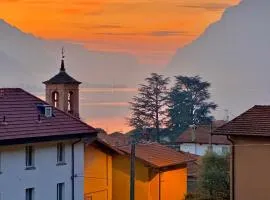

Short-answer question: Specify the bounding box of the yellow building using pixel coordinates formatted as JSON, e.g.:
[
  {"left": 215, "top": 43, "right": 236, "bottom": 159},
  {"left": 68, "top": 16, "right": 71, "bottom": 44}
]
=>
[
  {"left": 113, "top": 143, "right": 191, "bottom": 200},
  {"left": 84, "top": 139, "right": 122, "bottom": 200},
  {"left": 84, "top": 134, "right": 192, "bottom": 200}
]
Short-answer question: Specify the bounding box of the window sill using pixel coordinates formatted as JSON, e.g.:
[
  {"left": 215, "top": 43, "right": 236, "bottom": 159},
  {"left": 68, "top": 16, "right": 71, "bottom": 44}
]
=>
[
  {"left": 25, "top": 166, "right": 36, "bottom": 170},
  {"left": 56, "top": 162, "right": 67, "bottom": 166}
]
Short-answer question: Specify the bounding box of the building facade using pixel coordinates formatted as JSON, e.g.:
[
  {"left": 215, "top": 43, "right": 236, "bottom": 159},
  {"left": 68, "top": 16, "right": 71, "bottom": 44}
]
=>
[
  {"left": 174, "top": 121, "right": 230, "bottom": 156},
  {"left": 214, "top": 105, "right": 270, "bottom": 200},
  {"left": 94, "top": 133, "right": 193, "bottom": 200},
  {"left": 0, "top": 140, "right": 85, "bottom": 200},
  {"left": 0, "top": 55, "right": 96, "bottom": 200}
]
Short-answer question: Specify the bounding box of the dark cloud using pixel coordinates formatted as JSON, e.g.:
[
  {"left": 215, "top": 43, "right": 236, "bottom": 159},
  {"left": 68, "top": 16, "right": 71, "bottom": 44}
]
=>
[{"left": 179, "top": 3, "right": 231, "bottom": 11}]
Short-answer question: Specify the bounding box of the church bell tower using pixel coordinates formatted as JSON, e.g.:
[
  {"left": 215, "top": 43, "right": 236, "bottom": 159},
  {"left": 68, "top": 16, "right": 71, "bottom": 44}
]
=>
[{"left": 43, "top": 48, "right": 81, "bottom": 118}]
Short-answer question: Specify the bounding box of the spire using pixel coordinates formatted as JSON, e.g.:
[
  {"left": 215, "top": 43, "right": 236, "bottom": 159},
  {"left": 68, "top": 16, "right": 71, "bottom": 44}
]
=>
[{"left": 60, "top": 47, "right": 65, "bottom": 72}]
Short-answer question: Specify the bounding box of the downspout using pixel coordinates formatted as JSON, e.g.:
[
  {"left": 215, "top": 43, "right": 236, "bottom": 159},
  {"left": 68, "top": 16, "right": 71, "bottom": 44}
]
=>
[
  {"left": 227, "top": 136, "right": 234, "bottom": 200},
  {"left": 72, "top": 139, "right": 82, "bottom": 200}
]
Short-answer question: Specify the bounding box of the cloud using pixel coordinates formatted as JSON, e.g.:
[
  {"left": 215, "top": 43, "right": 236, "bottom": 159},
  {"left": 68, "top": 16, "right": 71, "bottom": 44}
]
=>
[
  {"left": 82, "top": 102, "right": 129, "bottom": 107},
  {"left": 93, "top": 25, "right": 123, "bottom": 29},
  {"left": 96, "top": 30, "right": 193, "bottom": 37},
  {"left": 179, "top": 3, "right": 231, "bottom": 12},
  {"left": 149, "top": 31, "right": 190, "bottom": 37}
]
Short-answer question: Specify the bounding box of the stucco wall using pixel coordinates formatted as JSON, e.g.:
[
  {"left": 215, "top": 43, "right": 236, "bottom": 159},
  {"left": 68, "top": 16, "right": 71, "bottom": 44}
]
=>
[
  {"left": 84, "top": 145, "right": 112, "bottom": 200},
  {"left": 0, "top": 140, "right": 84, "bottom": 200},
  {"left": 233, "top": 136, "right": 270, "bottom": 200},
  {"left": 112, "top": 155, "right": 149, "bottom": 200},
  {"left": 112, "top": 155, "right": 187, "bottom": 200},
  {"left": 180, "top": 143, "right": 229, "bottom": 156},
  {"left": 160, "top": 168, "right": 187, "bottom": 200}
]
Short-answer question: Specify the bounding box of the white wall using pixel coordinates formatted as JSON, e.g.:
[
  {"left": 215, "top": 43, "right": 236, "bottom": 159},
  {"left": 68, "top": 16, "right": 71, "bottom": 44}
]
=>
[
  {"left": 180, "top": 143, "right": 229, "bottom": 156},
  {"left": 0, "top": 140, "right": 84, "bottom": 200}
]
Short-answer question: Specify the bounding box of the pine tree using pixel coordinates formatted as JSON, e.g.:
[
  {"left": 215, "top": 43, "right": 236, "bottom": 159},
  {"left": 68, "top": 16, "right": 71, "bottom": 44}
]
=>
[
  {"left": 128, "top": 73, "right": 170, "bottom": 142},
  {"left": 168, "top": 76, "right": 217, "bottom": 134}
]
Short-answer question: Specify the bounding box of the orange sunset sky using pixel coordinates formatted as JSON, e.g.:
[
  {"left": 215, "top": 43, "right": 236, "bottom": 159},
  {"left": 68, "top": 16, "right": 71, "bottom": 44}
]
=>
[
  {"left": 0, "top": 0, "right": 240, "bottom": 65},
  {"left": 0, "top": 0, "right": 240, "bottom": 132}
]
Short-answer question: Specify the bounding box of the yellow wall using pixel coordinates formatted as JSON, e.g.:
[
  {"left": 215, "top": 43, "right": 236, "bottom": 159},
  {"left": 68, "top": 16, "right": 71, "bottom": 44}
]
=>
[
  {"left": 160, "top": 168, "right": 187, "bottom": 200},
  {"left": 112, "top": 154, "right": 187, "bottom": 200},
  {"left": 112, "top": 155, "right": 149, "bottom": 200},
  {"left": 84, "top": 145, "right": 112, "bottom": 200}
]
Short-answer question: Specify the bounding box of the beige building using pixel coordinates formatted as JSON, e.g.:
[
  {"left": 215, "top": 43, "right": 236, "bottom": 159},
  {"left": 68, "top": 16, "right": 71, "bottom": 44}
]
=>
[{"left": 214, "top": 105, "right": 270, "bottom": 200}]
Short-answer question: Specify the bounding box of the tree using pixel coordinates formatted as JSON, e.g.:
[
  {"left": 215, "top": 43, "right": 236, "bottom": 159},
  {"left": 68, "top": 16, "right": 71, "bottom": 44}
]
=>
[
  {"left": 168, "top": 76, "right": 217, "bottom": 134},
  {"left": 197, "top": 152, "right": 230, "bottom": 200},
  {"left": 128, "top": 73, "right": 170, "bottom": 142}
]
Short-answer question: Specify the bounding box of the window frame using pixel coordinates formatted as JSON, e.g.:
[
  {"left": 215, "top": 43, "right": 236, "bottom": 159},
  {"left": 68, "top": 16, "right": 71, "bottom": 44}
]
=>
[
  {"left": 57, "top": 183, "right": 65, "bottom": 200},
  {"left": 25, "top": 188, "right": 34, "bottom": 200},
  {"left": 57, "top": 143, "right": 66, "bottom": 165},
  {"left": 52, "top": 91, "right": 59, "bottom": 108},
  {"left": 25, "top": 146, "right": 35, "bottom": 169}
]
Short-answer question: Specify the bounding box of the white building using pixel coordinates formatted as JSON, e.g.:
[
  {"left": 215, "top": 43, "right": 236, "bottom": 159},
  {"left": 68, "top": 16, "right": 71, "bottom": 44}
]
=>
[
  {"left": 0, "top": 88, "right": 96, "bottom": 200},
  {"left": 173, "top": 121, "right": 230, "bottom": 156}
]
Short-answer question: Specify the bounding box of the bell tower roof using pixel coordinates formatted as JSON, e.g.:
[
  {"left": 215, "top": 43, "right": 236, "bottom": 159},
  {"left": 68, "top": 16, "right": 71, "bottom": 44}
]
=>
[{"left": 43, "top": 48, "right": 81, "bottom": 85}]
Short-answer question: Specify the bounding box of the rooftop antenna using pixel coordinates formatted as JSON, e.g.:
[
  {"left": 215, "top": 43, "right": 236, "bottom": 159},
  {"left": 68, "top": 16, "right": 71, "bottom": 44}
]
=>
[
  {"left": 60, "top": 47, "right": 66, "bottom": 72},
  {"left": 224, "top": 109, "right": 229, "bottom": 122}
]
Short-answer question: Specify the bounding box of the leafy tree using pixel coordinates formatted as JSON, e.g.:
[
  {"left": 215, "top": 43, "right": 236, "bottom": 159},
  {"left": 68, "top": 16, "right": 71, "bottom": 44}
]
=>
[
  {"left": 168, "top": 76, "right": 217, "bottom": 134},
  {"left": 128, "top": 73, "right": 170, "bottom": 142},
  {"left": 197, "top": 152, "right": 230, "bottom": 200}
]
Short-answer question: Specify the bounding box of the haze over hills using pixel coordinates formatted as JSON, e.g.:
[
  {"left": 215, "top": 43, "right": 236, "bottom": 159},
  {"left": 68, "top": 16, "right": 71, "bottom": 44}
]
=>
[
  {"left": 167, "top": 0, "right": 270, "bottom": 119},
  {"left": 0, "top": 19, "right": 148, "bottom": 90}
]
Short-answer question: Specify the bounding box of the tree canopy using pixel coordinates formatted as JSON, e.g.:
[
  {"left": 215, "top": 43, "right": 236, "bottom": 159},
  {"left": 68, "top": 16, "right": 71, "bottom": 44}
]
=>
[
  {"left": 128, "top": 73, "right": 170, "bottom": 142},
  {"left": 168, "top": 76, "right": 217, "bottom": 134}
]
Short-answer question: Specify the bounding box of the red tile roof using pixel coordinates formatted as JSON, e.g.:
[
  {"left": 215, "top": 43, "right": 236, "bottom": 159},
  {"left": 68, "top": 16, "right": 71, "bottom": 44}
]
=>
[
  {"left": 0, "top": 88, "right": 96, "bottom": 143},
  {"left": 97, "top": 133, "right": 194, "bottom": 168},
  {"left": 176, "top": 120, "right": 230, "bottom": 145},
  {"left": 214, "top": 105, "right": 270, "bottom": 137},
  {"left": 119, "top": 143, "right": 195, "bottom": 168}
]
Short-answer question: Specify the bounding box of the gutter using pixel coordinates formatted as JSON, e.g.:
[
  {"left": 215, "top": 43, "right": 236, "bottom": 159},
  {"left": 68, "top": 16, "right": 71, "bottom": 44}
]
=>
[
  {"left": 71, "top": 138, "right": 82, "bottom": 200},
  {"left": 227, "top": 136, "right": 234, "bottom": 200}
]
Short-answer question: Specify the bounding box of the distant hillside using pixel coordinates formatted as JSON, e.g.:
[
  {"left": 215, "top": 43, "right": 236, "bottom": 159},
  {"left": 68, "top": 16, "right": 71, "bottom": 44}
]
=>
[
  {"left": 167, "top": 0, "right": 270, "bottom": 119},
  {"left": 0, "top": 19, "right": 147, "bottom": 90}
]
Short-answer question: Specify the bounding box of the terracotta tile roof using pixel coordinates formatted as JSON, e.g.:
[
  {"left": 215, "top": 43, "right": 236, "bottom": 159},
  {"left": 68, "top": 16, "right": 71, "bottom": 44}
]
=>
[
  {"left": 97, "top": 133, "right": 195, "bottom": 168},
  {"left": 214, "top": 105, "right": 270, "bottom": 137},
  {"left": 176, "top": 120, "right": 230, "bottom": 145},
  {"left": 0, "top": 88, "right": 96, "bottom": 143},
  {"left": 118, "top": 143, "right": 195, "bottom": 168}
]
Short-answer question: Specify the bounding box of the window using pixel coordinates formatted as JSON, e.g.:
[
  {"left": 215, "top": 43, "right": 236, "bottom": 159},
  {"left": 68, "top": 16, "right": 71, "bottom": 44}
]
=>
[
  {"left": 0, "top": 152, "right": 2, "bottom": 173},
  {"left": 57, "top": 143, "right": 65, "bottom": 164},
  {"left": 25, "top": 146, "right": 35, "bottom": 169},
  {"left": 57, "top": 183, "right": 65, "bottom": 200},
  {"left": 26, "top": 188, "right": 34, "bottom": 200},
  {"left": 44, "top": 106, "right": 53, "bottom": 118},
  {"left": 52, "top": 91, "right": 59, "bottom": 108},
  {"left": 67, "top": 91, "right": 73, "bottom": 113}
]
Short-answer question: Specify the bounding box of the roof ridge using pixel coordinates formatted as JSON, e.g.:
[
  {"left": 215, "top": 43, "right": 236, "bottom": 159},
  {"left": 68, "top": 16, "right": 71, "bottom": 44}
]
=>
[{"left": 19, "top": 88, "right": 96, "bottom": 131}]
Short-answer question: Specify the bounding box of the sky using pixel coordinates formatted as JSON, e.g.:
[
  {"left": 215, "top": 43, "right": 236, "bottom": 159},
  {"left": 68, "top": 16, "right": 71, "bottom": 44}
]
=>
[
  {"left": 0, "top": 0, "right": 241, "bottom": 133},
  {"left": 0, "top": 0, "right": 240, "bottom": 66}
]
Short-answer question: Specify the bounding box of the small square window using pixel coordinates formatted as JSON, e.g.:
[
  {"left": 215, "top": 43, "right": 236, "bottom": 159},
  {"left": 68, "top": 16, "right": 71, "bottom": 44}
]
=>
[
  {"left": 26, "top": 188, "right": 34, "bottom": 200},
  {"left": 25, "top": 146, "right": 35, "bottom": 169},
  {"left": 57, "top": 143, "right": 65, "bottom": 164},
  {"left": 57, "top": 183, "right": 65, "bottom": 200}
]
